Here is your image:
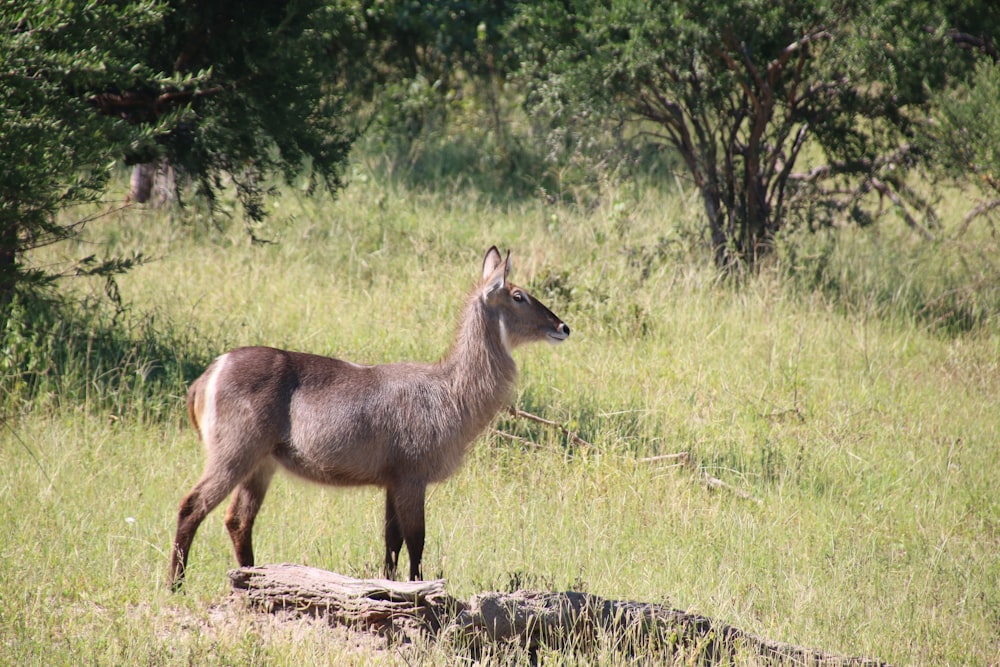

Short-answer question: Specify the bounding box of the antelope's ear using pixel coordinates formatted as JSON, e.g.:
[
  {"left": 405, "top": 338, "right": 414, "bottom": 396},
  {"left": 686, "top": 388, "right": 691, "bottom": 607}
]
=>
[
  {"left": 482, "top": 246, "right": 507, "bottom": 297},
  {"left": 482, "top": 246, "right": 503, "bottom": 280}
]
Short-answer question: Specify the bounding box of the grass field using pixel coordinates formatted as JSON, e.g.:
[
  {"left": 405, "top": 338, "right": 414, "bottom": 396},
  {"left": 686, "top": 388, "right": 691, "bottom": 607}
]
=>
[{"left": 2, "top": 162, "right": 999, "bottom": 665}]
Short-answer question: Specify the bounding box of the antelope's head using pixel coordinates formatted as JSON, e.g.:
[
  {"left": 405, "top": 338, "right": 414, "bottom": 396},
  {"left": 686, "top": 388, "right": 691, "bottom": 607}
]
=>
[{"left": 480, "top": 246, "right": 570, "bottom": 351}]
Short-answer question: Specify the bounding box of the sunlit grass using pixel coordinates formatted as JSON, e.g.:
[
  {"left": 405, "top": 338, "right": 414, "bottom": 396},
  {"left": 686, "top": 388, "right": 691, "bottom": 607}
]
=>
[{"left": 3, "top": 166, "right": 999, "bottom": 665}]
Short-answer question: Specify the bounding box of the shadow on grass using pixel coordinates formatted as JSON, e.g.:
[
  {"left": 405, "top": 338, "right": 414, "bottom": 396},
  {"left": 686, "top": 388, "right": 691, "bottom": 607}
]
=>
[
  {"left": 358, "top": 122, "right": 684, "bottom": 212},
  {"left": 1, "top": 292, "right": 212, "bottom": 420}
]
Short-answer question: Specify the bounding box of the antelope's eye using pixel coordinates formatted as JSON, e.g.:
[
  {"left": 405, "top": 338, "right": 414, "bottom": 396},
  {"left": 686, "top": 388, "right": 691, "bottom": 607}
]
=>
[{"left": 512, "top": 290, "right": 525, "bottom": 302}]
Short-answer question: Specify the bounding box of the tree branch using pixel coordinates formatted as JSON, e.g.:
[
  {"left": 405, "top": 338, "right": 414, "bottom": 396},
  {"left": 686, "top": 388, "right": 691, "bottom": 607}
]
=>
[
  {"left": 504, "top": 406, "right": 593, "bottom": 449},
  {"left": 868, "top": 177, "right": 934, "bottom": 239},
  {"left": 960, "top": 198, "right": 1000, "bottom": 233},
  {"left": 942, "top": 28, "right": 999, "bottom": 62},
  {"left": 767, "top": 28, "right": 830, "bottom": 78},
  {"left": 89, "top": 85, "right": 226, "bottom": 122}
]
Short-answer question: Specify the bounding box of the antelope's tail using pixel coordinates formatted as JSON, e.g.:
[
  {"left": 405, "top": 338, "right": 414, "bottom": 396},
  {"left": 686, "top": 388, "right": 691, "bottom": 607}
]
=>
[{"left": 186, "top": 374, "right": 204, "bottom": 441}]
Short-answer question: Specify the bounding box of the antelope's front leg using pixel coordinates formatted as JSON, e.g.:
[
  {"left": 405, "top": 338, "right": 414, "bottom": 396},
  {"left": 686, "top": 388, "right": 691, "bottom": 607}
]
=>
[
  {"left": 388, "top": 482, "right": 426, "bottom": 580},
  {"left": 383, "top": 488, "right": 405, "bottom": 579}
]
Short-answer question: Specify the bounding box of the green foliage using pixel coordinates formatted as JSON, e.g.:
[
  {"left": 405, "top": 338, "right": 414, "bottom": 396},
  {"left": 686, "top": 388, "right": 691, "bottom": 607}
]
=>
[
  {"left": 127, "top": 0, "right": 356, "bottom": 206},
  {"left": 0, "top": 0, "right": 356, "bottom": 318},
  {"left": 931, "top": 58, "right": 1000, "bottom": 224},
  {"left": 0, "top": 1, "right": 167, "bottom": 302},
  {"left": 512, "top": 0, "right": 999, "bottom": 267},
  {"left": 329, "top": 0, "right": 555, "bottom": 199},
  {"left": 331, "top": 1, "right": 515, "bottom": 88}
]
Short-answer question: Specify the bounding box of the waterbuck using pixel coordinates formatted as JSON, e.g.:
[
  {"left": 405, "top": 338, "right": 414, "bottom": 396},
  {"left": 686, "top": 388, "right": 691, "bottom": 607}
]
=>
[{"left": 169, "top": 246, "right": 570, "bottom": 589}]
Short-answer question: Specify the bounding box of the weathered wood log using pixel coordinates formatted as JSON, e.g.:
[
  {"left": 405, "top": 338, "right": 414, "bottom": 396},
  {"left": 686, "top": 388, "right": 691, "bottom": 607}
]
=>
[
  {"left": 451, "top": 590, "right": 889, "bottom": 665},
  {"left": 228, "top": 565, "right": 890, "bottom": 665},
  {"left": 229, "top": 564, "right": 459, "bottom": 636}
]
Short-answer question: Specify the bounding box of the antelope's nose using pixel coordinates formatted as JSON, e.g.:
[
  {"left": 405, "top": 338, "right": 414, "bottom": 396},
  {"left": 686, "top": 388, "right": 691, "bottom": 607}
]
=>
[{"left": 547, "top": 321, "right": 570, "bottom": 342}]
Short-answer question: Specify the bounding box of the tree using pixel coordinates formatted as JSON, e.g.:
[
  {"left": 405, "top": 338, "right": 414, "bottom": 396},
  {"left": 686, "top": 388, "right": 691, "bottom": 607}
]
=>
[
  {"left": 2, "top": 2, "right": 157, "bottom": 309},
  {"left": 512, "top": 0, "right": 998, "bottom": 268},
  {"left": 932, "top": 57, "right": 1000, "bottom": 230},
  {"left": 106, "top": 0, "right": 356, "bottom": 212},
  {"left": 0, "top": 0, "right": 355, "bottom": 312}
]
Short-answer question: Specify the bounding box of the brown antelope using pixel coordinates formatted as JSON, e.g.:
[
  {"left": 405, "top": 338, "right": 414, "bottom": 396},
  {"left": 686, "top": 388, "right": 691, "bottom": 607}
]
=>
[{"left": 169, "top": 246, "right": 569, "bottom": 589}]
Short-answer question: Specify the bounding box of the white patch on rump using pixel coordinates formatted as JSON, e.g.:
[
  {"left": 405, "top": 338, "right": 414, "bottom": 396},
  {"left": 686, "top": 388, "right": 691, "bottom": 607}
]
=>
[{"left": 198, "top": 352, "right": 227, "bottom": 446}]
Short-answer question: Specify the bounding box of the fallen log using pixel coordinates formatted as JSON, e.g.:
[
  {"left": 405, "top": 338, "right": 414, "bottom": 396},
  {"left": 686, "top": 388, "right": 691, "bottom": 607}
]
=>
[
  {"left": 450, "top": 590, "right": 889, "bottom": 665},
  {"left": 228, "top": 564, "right": 890, "bottom": 665},
  {"left": 229, "top": 564, "right": 458, "bottom": 636}
]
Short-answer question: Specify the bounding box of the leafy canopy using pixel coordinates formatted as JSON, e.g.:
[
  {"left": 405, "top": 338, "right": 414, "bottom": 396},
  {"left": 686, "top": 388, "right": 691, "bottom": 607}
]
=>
[
  {"left": 513, "top": 0, "right": 997, "bottom": 267},
  {"left": 1, "top": 0, "right": 356, "bottom": 307},
  {"left": 1, "top": 1, "right": 168, "bottom": 299}
]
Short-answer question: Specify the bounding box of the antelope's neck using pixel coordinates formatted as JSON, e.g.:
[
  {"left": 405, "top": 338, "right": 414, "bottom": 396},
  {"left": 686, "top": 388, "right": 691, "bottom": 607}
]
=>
[{"left": 443, "top": 297, "right": 517, "bottom": 420}]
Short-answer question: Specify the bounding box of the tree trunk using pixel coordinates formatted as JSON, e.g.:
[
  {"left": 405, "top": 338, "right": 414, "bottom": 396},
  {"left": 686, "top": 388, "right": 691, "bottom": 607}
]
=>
[
  {"left": 129, "top": 163, "right": 155, "bottom": 203},
  {"left": 700, "top": 181, "right": 731, "bottom": 269},
  {"left": 228, "top": 564, "right": 891, "bottom": 665},
  {"left": 0, "top": 222, "right": 18, "bottom": 316},
  {"left": 128, "top": 160, "right": 176, "bottom": 205}
]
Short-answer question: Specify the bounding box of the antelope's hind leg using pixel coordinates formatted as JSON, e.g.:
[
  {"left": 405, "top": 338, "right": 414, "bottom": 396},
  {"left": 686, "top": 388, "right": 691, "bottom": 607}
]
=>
[
  {"left": 224, "top": 458, "right": 277, "bottom": 568},
  {"left": 170, "top": 466, "right": 246, "bottom": 591},
  {"left": 169, "top": 454, "right": 268, "bottom": 591}
]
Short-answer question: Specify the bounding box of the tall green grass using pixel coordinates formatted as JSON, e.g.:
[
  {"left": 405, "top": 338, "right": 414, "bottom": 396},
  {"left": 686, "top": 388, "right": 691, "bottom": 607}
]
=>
[{"left": 2, "top": 163, "right": 998, "bottom": 665}]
